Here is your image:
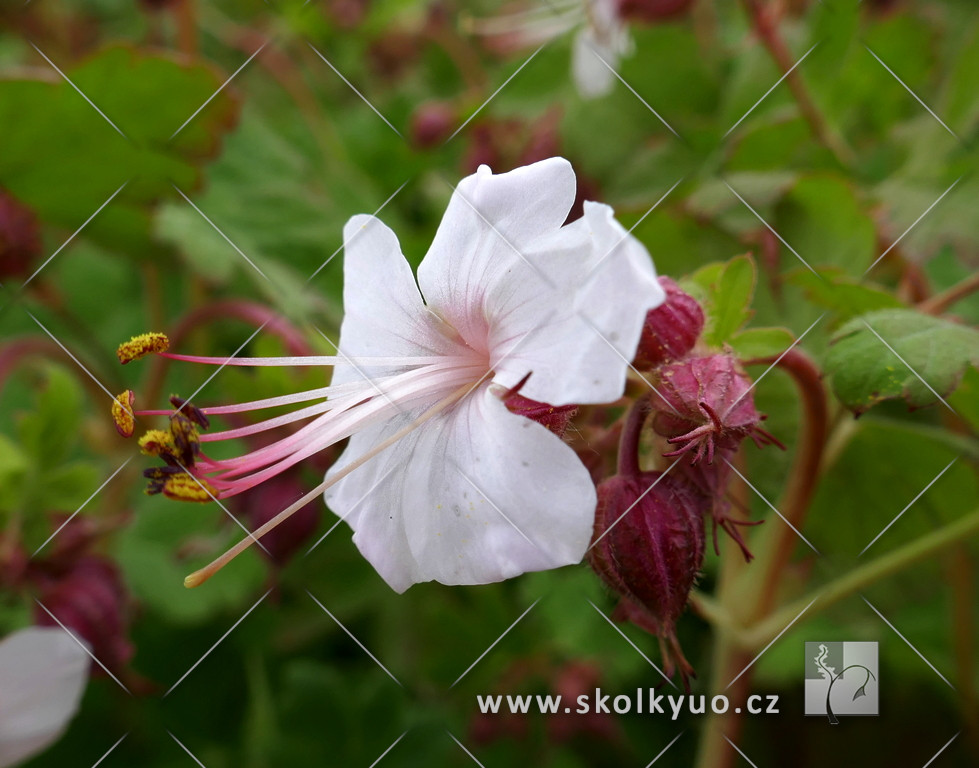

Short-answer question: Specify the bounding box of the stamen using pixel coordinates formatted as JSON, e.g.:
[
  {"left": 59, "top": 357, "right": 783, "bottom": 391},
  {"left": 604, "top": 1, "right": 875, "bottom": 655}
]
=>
[
  {"left": 111, "top": 390, "right": 136, "bottom": 437},
  {"left": 138, "top": 429, "right": 175, "bottom": 458},
  {"left": 150, "top": 472, "right": 218, "bottom": 502},
  {"left": 156, "top": 352, "right": 451, "bottom": 367},
  {"left": 170, "top": 395, "right": 210, "bottom": 429},
  {"left": 117, "top": 332, "right": 169, "bottom": 364},
  {"left": 183, "top": 381, "right": 475, "bottom": 588}
]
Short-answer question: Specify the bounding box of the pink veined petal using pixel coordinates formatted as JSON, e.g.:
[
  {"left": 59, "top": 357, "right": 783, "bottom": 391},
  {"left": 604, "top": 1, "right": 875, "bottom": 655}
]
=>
[
  {"left": 325, "top": 386, "right": 596, "bottom": 593},
  {"left": 332, "top": 214, "right": 462, "bottom": 389},
  {"left": 0, "top": 627, "right": 89, "bottom": 768},
  {"left": 490, "top": 201, "right": 664, "bottom": 406},
  {"left": 416, "top": 158, "right": 577, "bottom": 351}
]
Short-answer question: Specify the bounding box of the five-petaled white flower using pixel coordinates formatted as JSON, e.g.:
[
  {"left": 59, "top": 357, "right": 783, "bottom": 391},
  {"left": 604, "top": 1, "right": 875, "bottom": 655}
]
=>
[
  {"left": 126, "top": 158, "right": 664, "bottom": 592},
  {"left": 0, "top": 627, "right": 90, "bottom": 768}
]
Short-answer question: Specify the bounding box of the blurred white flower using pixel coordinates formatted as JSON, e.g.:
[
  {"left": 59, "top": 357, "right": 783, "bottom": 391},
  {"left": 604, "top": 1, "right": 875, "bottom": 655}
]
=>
[
  {"left": 466, "top": 0, "right": 632, "bottom": 98},
  {"left": 0, "top": 627, "right": 89, "bottom": 768}
]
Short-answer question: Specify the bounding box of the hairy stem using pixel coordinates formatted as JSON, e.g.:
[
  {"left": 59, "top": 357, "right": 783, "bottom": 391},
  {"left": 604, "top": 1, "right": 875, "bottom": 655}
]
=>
[
  {"left": 617, "top": 392, "right": 651, "bottom": 476},
  {"left": 919, "top": 271, "right": 979, "bottom": 315}
]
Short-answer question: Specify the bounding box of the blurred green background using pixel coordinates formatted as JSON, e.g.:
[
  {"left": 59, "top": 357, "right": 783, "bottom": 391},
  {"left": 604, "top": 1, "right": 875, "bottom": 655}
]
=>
[{"left": 1, "top": 0, "right": 977, "bottom": 766}]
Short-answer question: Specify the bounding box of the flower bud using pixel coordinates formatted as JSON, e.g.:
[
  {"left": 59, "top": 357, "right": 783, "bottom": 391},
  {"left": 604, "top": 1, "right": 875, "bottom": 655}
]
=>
[
  {"left": 0, "top": 188, "right": 41, "bottom": 280},
  {"left": 503, "top": 391, "right": 578, "bottom": 437},
  {"left": 410, "top": 101, "right": 456, "bottom": 149},
  {"left": 589, "top": 471, "right": 706, "bottom": 686},
  {"left": 649, "top": 353, "right": 782, "bottom": 464},
  {"left": 633, "top": 277, "right": 704, "bottom": 369},
  {"left": 33, "top": 556, "right": 134, "bottom": 675},
  {"left": 617, "top": 0, "right": 695, "bottom": 22}
]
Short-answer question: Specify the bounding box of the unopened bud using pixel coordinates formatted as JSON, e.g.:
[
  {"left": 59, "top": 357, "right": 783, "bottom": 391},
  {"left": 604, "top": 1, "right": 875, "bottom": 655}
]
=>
[
  {"left": 634, "top": 277, "right": 704, "bottom": 369},
  {"left": 0, "top": 189, "right": 41, "bottom": 280},
  {"left": 617, "top": 0, "right": 695, "bottom": 23},
  {"left": 410, "top": 101, "right": 456, "bottom": 149}
]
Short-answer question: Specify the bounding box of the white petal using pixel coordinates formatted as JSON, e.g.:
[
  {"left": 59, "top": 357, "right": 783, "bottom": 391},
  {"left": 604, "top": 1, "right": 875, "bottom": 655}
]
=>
[
  {"left": 333, "top": 214, "right": 459, "bottom": 387},
  {"left": 416, "top": 158, "right": 577, "bottom": 349},
  {"left": 0, "top": 628, "right": 89, "bottom": 768},
  {"left": 490, "top": 201, "right": 665, "bottom": 405},
  {"left": 572, "top": 28, "right": 617, "bottom": 98},
  {"left": 326, "top": 386, "right": 596, "bottom": 592}
]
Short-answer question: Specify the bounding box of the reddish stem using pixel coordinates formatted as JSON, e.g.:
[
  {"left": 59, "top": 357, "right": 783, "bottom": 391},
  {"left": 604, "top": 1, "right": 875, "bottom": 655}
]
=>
[{"left": 616, "top": 393, "right": 652, "bottom": 476}]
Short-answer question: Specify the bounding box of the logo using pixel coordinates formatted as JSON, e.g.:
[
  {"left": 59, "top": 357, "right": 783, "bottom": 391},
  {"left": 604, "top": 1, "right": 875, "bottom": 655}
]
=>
[{"left": 804, "top": 641, "right": 878, "bottom": 723}]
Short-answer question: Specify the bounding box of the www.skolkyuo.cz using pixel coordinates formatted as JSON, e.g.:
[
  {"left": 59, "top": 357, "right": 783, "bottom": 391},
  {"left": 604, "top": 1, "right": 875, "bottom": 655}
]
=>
[{"left": 476, "top": 690, "right": 781, "bottom": 718}]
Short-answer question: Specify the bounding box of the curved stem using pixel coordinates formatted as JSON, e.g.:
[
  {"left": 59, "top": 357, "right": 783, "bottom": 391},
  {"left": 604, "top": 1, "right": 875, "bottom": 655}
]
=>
[
  {"left": 918, "top": 271, "right": 979, "bottom": 315},
  {"left": 616, "top": 393, "right": 651, "bottom": 476}
]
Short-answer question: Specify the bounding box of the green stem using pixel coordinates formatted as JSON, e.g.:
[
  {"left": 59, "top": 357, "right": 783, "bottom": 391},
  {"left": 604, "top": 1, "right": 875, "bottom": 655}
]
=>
[{"left": 742, "top": 508, "right": 979, "bottom": 649}]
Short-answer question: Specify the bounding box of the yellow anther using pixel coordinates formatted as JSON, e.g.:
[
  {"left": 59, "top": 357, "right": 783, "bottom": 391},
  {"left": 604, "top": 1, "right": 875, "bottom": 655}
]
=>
[
  {"left": 111, "top": 390, "right": 136, "bottom": 438},
  {"left": 160, "top": 473, "right": 218, "bottom": 503},
  {"left": 116, "top": 332, "right": 169, "bottom": 364},
  {"left": 138, "top": 429, "right": 174, "bottom": 457}
]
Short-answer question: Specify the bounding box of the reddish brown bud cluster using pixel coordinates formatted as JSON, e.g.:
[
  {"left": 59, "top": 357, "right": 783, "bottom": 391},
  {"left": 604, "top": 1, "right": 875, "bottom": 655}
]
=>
[
  {"left": 634, "top": 277, "right": 704, "bottom": 369},
  {"left": 617, "top": 0, "right": 696, "bottom": 23},
  {"left": 0, "top": 188, "right": 42, "bottom": 280},
  {"left": 589, "top": 471, "right": 706, "bottom": 688},
  {"left": 650, "top": 353, "right": 783, "bottom": 464}
]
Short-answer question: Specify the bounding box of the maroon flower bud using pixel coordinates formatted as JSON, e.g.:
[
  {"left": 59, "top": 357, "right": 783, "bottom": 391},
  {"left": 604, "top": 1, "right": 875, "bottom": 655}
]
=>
[
  {"left": 633, "top": 277, "right": 704, "bottom": 369},
  {"left": 649, "top": 353, "right": 782, "bottom": 464},
  {"left": 410, "top": 101, "right": 456, "bottom": 149},
  {"left": 504, "top": 392, "right": 578, "bottom": 437},
  {"left": 235, "top": 472, "right": 321, "bottom": 566},
  {"left": 589, "top": 471, "right": 706, "bottom": 687},
  {"left": 617, "top": 0, "right": 695, "bottom": 23},
  {"left": 0, "top": 188, "right": 42, "bottom": 280},
  {"left": 33, "top": 556, "right": 134, "bottom": 675}
]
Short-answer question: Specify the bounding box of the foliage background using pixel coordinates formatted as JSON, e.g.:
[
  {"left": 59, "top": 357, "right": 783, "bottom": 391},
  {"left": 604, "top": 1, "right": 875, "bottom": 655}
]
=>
[{"left": 1, "top": 0, "right": 977, "bottom": 765}]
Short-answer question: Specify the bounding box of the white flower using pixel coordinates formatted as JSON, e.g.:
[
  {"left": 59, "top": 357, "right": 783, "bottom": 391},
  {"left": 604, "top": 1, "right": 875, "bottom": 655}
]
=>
[
  {"left": 134, "top": 158, "right": 663, "bottom": 592},
  {"left": 467, "top": 0, "right": 632, "bottom": 99},
  {"left": 325, "top": 157, "right": 663, "bottom": 591},
  {"left": 0, "top": 627, "right": 89, "bottom": 768}
]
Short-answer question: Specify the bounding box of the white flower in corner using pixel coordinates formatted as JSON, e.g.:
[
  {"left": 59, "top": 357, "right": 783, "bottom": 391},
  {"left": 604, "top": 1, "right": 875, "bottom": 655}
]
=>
[
  {"left": 466, "top": 0, "right": 632, "bottom": 99},
  {"left": 132, "top": 159, "right": 663, "bottom": 593},
  {"left": 0, "top": 627, "right": 90, "bottom": 768}
]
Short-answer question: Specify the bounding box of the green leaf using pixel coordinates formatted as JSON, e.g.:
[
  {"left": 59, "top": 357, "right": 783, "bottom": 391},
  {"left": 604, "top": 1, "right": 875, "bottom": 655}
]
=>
[
  {"left": 688, "top": 254, "right": 757, "bottom": 346},
  {"left": 729, "top": 327, "right": 795, "bottom": 360},
  {"left": 825, "top": 309, "right": 979, "bottom": 413},
  {"left": 0, "top": 434, "right": 29, "bottom": 516},
  {"left": 788, "top": 268, "right": 904, "bottom": 322},
  {"left": 16, "top": 365, "right": 83, "bottom": 467},
  {"left": 0, "top": 46, "right": 238, "bottom": 254}
]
